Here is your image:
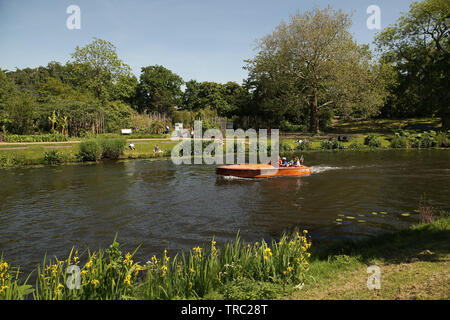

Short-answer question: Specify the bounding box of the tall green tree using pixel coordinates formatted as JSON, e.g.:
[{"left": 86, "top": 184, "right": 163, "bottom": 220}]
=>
[
  {"left": 0, "top": 69, "right": 37, "bottom": 134},
  {"left": 0, "top": 69, "right": 16, "bottom": 130},
  {"left": 182, "top": 80, "right": 248, "bottom": 118},
  {"left": 246, "top": 7, "right": 389, "bottom": 132},
  {"left": 136, "top": 65, "right": 184, "bottom": 115},
  {"left": 375, "top": 0, "right": 449, "bottom": 128}
]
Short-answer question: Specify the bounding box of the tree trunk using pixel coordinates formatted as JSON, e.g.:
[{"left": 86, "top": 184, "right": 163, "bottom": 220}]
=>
[{"left": 310, "top": 89, "right": 320, "bottom": 133}]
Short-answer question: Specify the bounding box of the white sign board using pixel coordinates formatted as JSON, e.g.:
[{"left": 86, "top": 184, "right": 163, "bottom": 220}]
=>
[{"left": 121, "top": 129, "right": 132, "bottom": 135}]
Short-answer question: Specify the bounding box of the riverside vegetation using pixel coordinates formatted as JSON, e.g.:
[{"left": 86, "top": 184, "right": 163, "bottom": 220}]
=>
[
  {"left": 0, "top": 231, "right": 312, "bottom": 300},
  {"left": 1, "top": 128, "right": 449, "bottom": 169},
  {"left": 1, "top": 0, "right": 448, "bottom": 143},
  {"left": 1, "top": 211, "right": 448, "bottom": 300}
]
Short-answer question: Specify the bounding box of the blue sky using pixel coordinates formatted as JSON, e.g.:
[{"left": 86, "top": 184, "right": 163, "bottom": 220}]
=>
[{"left": 0, "top": 0, "right": 415, "bottom": 84}]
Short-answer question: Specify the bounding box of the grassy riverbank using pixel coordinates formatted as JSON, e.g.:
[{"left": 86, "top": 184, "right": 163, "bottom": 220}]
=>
[
  {"left": 1, "top": 213, "right": 448, "bottom": 300},
  {"left": 290, "top": 214, "right": 449, "bottom": 300},
  {"left": 0, "top": 139, "right": 178, "bottom": 169},
  {"left": 0, "top": 117, "right": 449, "bottom": 169}
]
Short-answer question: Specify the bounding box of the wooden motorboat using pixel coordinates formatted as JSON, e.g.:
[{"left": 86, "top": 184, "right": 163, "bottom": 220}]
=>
[{"left": 216, "top": 164, "right": 311, "bottom": 178}]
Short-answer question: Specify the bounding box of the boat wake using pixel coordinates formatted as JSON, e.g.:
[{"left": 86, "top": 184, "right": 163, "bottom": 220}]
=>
[
  {"left": 310, "top": 165, "right": 343, "bottom": 174},
  {"left": 310, "top": 164, "right": 379, "bottom": 174},
  {"left": 218, "top": 175, "right": 254, "bottom": 181}
]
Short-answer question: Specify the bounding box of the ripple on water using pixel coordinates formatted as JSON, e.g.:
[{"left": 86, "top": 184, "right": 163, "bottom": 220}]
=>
[{"left": 1, "top": 151, "right": 449, "bottom": 273}]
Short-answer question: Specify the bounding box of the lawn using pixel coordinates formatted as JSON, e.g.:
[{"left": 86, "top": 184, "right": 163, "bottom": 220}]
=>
[
  {"left": 0, "top": 139, "right": 178, "bottom": 168},
  {"left": 289, "top": 217, "right": 450, "bottom": 300}
]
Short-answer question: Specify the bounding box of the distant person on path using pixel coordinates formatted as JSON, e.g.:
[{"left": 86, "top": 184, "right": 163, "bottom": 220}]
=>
[{"left": 129, "top": 143, "right": 136, "bottom": 150}]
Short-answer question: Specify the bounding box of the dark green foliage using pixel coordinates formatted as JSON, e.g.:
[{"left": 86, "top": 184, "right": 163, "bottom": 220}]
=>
[
  {"left": 280, "top": 120, "right": 307, "bottom": 132},
  {"left": 349, "top": 142, "right": 363, "bottom": 150},
  {"left": 390, "top": 130, "right": 449, "bottom": 148},
  {"left": 364, "top": 135, "right": 382, "bottom": 148},
  {"left": 77, "top": 139, "right": 102, "bottom": 161},
  {"left": 5, "top": 133, "right": 68, "bottom": 143},
  {"left": 436, "top": 132, "right": 449, "bottom": 147},
  {"left": 410, "top": 131, "right": 436, "bottom": 148},
  {"left": 182, "top": 80, "right": 248, "bottom": 118},
  {"left": 43, "top": 150, "right": 64, "bottom": 164},
  {"left": 280, "top": 141, "right": 295, "bottom": 152},
  {"left": 296, "top": 141, "right": 312, "bottom": 151},
  {"left": 390, "top": 135, "right": 410, "bottom": 148},
  {"left": 375, "top": 0, "right": 449, "bottom": 128},
  {"left": 98, "top": 137, "right": 127, "bottom": 160},
  {"left": 148, "top": 121, "right": 167, "bottom": 134},
  {"left": 319, "top": 107, "right": 334, "bottom": 132},
  {"left": 136, "top": 65, "right": 184, "bottom": 116},
  {"left": 320, "top": 139, "right": 344, "bottom": 150},
  {"left": 78, "top": 137, "right": 126, "bottom": 161},
  {"left": 0, "top": 154, "right": 23, "bottom": 168}
]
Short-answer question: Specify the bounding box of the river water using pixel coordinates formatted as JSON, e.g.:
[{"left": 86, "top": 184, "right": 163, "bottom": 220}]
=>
[{"left": 0, "top": 149, "right": 449, "bottom": 272}]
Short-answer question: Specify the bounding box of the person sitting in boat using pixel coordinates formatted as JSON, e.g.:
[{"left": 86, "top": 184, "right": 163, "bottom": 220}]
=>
[
  {"left": 288, "top": 157, "right": 295, "bottom": 167},
  {"left": 292, "top": 156, "right": 301, "bottom": 167},
  {"left": 281, "top": 157, "right": 289, "bottom": 167}
]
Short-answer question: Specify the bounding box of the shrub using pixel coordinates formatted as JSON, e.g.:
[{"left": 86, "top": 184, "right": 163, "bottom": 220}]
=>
[
  {"left": 77, "top": 140, "right": 102, "bottom": 162},
  {"left": 280, "top": 141, "right": 295, "bottom": 152},
  {"left": 320, "top": 139, "right": 344, "bottom": 150},
  {"left": 349, "top": 142, "right": 363, "bottom": 150},
  {"left": 149, "top": 121, "right": 166, "bottom": 134},
  {"left": 280, "top": 121, "right": 307, "bottom": 132},
  {"left": 98, "top": 137, "right": 127, "bottom": 160},
  {"left": 320, "top": 140, "right": 332, "bottom": 150},
  {"left": 436, "top": 132, "right": 449, "bottom": 147},
  {"left": 364, "top": 135, "right": 382, "bottom": 148},
  {"left": 410, "top": 131, "right": 437, "bottom": 148},
  {"left": 43, "top": 150, "right": 64, "bottom": 164},
  {"left": 0, "top": 154, "right": 27, "bottom": 168},
  {"left": 390, "top": 135, "right": 410, "bottom": 149},
  {"left": 419, "top": 135, "right": 435, "bottom": 148},
  {"left": 5, "top": 133, "right": 68, "bottom": 143},
  {"left": 296, "top": 141, "right": 312, "bottom": 151}
]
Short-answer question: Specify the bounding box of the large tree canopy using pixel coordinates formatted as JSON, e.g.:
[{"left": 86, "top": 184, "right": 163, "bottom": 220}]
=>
[
  {"left": 375, "top": 0, "right": 449, "bottom": 127},
  {"left": 69, "top": 38, "right": 137, "bottom": 102},
  {"left": 245, "top": 6, "right": 389, "bottom": 132},
  {"left": 182, "top": 80, "right": 247, "bottom": 118},
  {"left": 136, "top": 65, "right": 184, "bottom": 116}
]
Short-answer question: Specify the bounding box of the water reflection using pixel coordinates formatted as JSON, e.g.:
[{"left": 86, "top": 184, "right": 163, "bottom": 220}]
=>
[{"left": 0, "top": 150, "right": 449, "bottom": 274}]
